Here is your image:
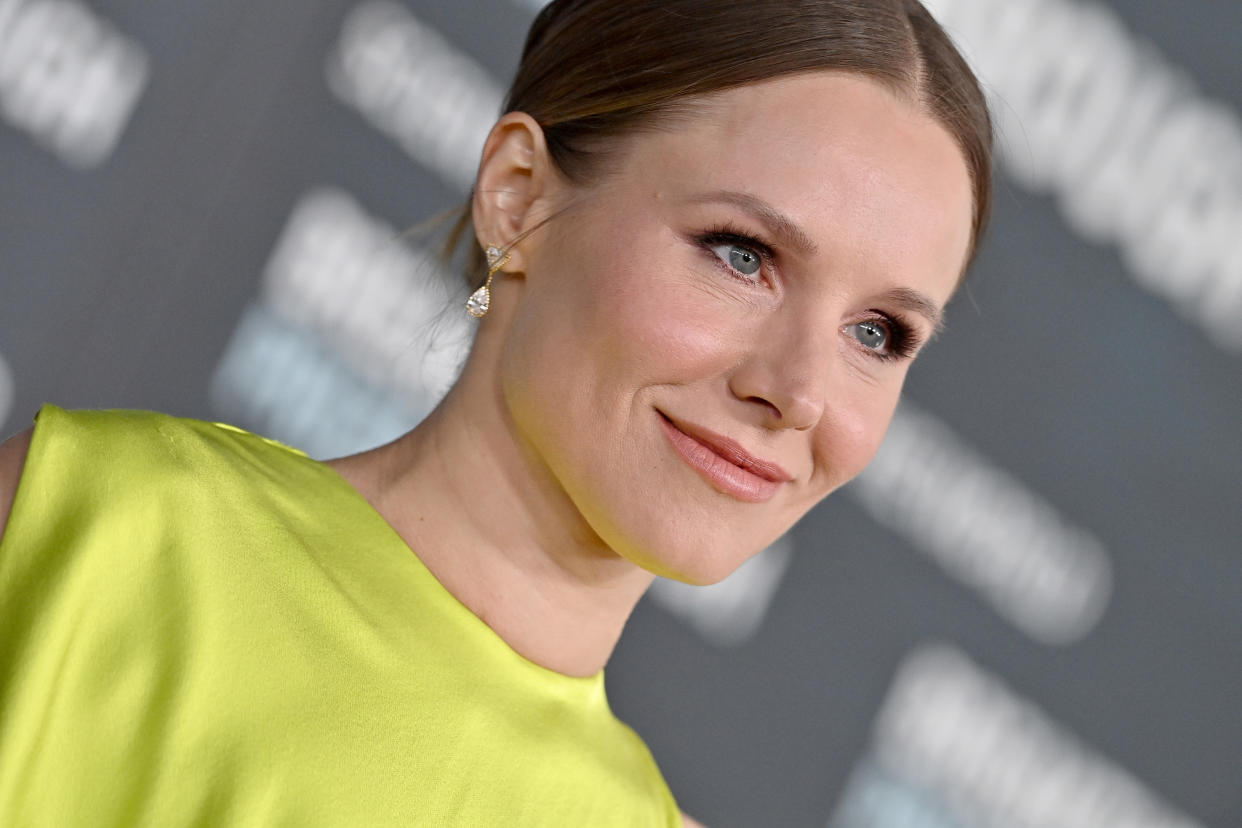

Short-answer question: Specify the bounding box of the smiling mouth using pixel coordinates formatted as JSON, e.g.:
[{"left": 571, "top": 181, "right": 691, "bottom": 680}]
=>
[{"left": 657, "top": 412, "right": 790, "bottom": 504}]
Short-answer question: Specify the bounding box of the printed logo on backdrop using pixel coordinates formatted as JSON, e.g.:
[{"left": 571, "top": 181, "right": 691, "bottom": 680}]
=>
[
  {"left": 924, "top": 0, "right": 1242, "bottom": 353},
  {"left": 211, "top": 187, "right": 467, "bottom": 459},
  {"left": 216, "top": 3, "right": 507, "bottom": 454},
  {"left": 0, "top": 0, "right": 148, "bottom": 167},
  {"left": 326, "top": 0, "right": 503, "bottom": 192},
  {"left": 830, "top": 643, "right": 1203, "bottom": 828},
  {"left": 849, "top": 402, "right": 1112, "bottom": 645}
]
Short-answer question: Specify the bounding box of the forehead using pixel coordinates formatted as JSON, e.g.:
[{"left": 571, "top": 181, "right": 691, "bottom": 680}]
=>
[{"left": 608, "top": 72, "right": 975, "bottom": 300}]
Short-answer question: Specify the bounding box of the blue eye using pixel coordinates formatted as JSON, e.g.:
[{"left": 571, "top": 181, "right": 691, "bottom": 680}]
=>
[
  {"left": 694, "top": 228, "right": 773, "bottom": 284},
  {"left": 709, "top": 242, "right": 763, "bottom": 278},
  {"left": 850, "top": 320, "right": 889, "bottom": 352}
]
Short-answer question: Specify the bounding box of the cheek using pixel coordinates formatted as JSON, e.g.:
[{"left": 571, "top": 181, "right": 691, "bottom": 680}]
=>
[
  {"left": 533, "top": 204, "right": 754, "bottom": 380},
  {"left": 591, "top": 258, "right": 752, "bottom": 380},
  {"left": 811, "top": 383, "right": 902, "bottom": 491},
  {"left": 497, "top": 253, "right": 733, "bottom": 451}
]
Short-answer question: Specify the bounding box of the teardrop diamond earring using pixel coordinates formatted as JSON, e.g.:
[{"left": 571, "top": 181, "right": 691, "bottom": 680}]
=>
[{"left": 466, "top": 244, "right": 511, "bottom": 318}]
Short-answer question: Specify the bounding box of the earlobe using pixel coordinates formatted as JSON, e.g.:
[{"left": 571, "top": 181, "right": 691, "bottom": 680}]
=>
[{"left": 472, "top": 112, "right": 553, "bottom": 273}]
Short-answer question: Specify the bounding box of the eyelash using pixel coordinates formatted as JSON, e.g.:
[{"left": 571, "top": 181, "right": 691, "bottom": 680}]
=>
[
  {"left": 691, "top": 223, "right": 921, "bottom": 363},
  {"left": 857, "top": 313, "right": 918, "bottom": 362},
  {"left": 693, "top": 224, "right": 776, "bottom": 285}
]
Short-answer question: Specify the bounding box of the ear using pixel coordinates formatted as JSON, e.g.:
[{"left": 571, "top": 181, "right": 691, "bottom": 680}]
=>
[{"left": 471, "top": 112, "right": 556, "bottom": 274}]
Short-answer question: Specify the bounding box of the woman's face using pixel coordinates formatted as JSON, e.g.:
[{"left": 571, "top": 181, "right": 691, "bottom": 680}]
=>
[{"left": 499, "top": 72, "right": 974, "bottom": 584}]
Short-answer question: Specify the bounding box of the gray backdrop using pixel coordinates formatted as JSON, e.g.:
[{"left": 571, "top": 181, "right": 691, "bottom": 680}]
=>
[{"left": 1, "top": 0, "right": 1239, "bottom": 826}]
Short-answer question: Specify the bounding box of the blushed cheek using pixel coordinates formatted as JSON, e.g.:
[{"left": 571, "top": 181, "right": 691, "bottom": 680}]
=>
[{"left": 596, "top": 266, "right": 749, "bottom": 377}]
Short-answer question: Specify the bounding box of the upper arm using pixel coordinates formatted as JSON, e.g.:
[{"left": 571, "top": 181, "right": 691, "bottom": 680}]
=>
[
  {"left": 681, "top": 813, "right": 707, "bottom": 828},
  {"left": 0, "top": 427, "right": 33, "bottom": 541}
]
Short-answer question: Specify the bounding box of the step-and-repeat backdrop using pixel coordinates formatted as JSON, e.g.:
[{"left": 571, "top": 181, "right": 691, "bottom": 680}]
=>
[{"left": 2, "top": 0, "right": 1239, "bottom": 825}]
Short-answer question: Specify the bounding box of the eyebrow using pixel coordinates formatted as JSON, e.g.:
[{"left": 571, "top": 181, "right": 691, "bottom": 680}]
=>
[
  {"left": 683, "top": 190, "right": 819, "bottom": 257},
  {"left": 883, "top": 286, "right": 945, "bottom": 334},
  {"left": 684, "top": 189, "right": 946, "bottom": 333}
]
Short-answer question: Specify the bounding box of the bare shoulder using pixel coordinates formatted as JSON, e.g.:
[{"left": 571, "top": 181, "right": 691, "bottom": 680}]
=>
[
  {"left": 0, "top": 427, "right": 34, "bottom": 538},
  {"left": 681, "top": 812, "right": 707, "bottom": 828}
]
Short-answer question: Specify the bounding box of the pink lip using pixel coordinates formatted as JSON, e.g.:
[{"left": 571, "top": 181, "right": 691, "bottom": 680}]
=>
[{"left": 657, "top": 412, "right": 792, "bottom": 503}]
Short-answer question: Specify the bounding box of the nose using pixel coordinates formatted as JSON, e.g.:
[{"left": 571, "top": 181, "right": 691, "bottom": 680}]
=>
[{"left": 727, "top": 318, "right": 829, "bottom": 431}]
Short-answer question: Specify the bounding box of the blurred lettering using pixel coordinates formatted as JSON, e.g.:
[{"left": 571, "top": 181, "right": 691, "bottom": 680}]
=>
[
  {"left": 836, "top": 643, "right": 1203, "bottom": 828},
  {"left": 850, "top": 402, "right": 1112, "bottom": 645},
  {"left": 327, "top": 1, "right": 502, "bottom": 191},
  {"left": 0, "top": 0, "right": 148, "bottom": 167},
  {"left": 261, "top": 187, "right": 471, "bottom": 407},
  {"left": 925, "top": 0, "right": 1242, "bottom": 353},
  {"left": 210, "top": 304, "right": 419, "bottom": 459}
]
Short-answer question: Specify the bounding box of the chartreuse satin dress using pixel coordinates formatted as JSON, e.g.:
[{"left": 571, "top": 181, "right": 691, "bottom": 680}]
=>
[{"left": 0, "top": 405, "right": 679, "bottom": 826}]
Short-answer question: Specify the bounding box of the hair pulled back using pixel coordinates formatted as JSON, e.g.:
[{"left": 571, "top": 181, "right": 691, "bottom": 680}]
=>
[{"left": 454, "top": 0, "right": 992, "bottom": 286}]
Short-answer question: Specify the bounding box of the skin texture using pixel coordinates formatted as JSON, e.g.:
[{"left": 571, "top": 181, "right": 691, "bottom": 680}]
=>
[{"left": 328, "top": 72, "right": 974, "bottom": 682}]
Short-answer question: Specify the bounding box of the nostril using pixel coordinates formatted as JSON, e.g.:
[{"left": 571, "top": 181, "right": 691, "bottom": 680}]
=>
[{"left": 746, "top": 395, "right": 783, "bottom": 420}]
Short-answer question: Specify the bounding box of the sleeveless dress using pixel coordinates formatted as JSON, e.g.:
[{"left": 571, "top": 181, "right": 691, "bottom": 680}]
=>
[{"left": 0, "top": 405, "right": 680, "bottom": 826}]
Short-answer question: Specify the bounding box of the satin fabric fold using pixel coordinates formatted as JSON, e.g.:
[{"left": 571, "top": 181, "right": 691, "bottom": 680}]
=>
[{"left": 0, "top": 405, "right": 678, "bottom": 826}]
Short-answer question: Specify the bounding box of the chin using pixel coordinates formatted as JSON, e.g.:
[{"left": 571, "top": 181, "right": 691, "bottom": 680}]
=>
[
  {"left": 570, "top": 460, "right": 805, "bottom": 586},
  {"left": 617, "top": 526, "right": 774, "bottom": 587}
]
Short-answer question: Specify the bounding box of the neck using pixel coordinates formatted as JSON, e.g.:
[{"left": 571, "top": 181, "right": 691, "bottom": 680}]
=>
[{"left": 329, "top": 343, "right": 655, "bottom": 678}]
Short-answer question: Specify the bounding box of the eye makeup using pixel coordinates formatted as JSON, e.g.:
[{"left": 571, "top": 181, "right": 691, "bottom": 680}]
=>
[
  {"left": 688, "top": 222, "right": 930, "bottom": 363},
  {"left": 848, "top": 312, "right": 921, "bottom": 361},
  {"left": 691, "top": 223, "right": 776, "bottom": 285}
]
